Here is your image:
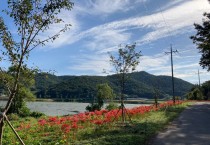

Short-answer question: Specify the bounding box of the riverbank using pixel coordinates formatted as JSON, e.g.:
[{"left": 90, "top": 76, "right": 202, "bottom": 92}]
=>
[
  {"left": 3, "top": 101, "right": 191, "bottom": 144},
  {"left": 0, "top": 97, "right": 164, "bottom": 104},
  {"left": 0, "top": 101, "right": 148, "bottom": 116},
  {"left": 34, "top": 98, "right": 164, "bottom": 104}
]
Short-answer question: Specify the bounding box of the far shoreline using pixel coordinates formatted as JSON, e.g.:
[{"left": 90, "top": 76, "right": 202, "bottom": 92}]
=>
[{"left": 1, "top": 97, "right": 163, "bottom": 105}]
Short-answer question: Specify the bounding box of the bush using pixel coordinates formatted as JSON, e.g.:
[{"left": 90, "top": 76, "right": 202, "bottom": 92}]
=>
[
  {"left": 7, "top": 113, "right": 19, "bottom": 121},
  {"left": 30, "top": 111, "right": 45, "bottom": 118},
  {"left": 86, "top": 103, "right": 101, "bottom": 112},
  {"left": 18, "top": 105, "right": 31, "bottom": 117},
  {"left": 105, "top": 102, "right": 119, "bottom": 111}
]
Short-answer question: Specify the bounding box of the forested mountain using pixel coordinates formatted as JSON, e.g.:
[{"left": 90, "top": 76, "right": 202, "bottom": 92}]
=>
[{"left": 34, "top": 71, "right": 193, "bottom": 101}]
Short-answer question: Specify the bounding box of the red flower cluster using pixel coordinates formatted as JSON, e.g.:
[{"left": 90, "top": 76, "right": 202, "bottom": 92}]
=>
[{"left": 18, "top": 100, "right": 184, "bottom": 138}]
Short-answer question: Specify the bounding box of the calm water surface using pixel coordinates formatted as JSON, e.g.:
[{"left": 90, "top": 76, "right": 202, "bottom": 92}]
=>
[{"left": 0, "top": 101, "right": 150, "bottom": 116}]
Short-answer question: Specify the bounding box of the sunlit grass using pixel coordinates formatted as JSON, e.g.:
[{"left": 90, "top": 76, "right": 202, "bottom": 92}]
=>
[{"left": 3, "top": 101, "right": 192, "bottom": 145}]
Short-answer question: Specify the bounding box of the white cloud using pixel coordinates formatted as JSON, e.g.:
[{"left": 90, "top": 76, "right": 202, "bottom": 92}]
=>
[
  {"left": 158, "top": 0, "right": 186, "bottom": 12},
  {"left": 84, "top": 30, "right": 131, "bottom": 52},
  {"left": 34, "top": 0, "right": 210, "bottom": 84},
  {"left": 138, "top": 0, "right": 210, "bottom": 43},
  {"left": 68, "top": 54, "right": 111, "bottom": 75},
  {"left": 137, "top": 54, "right": 169, "bottom": 71},
  {"left": 74, "top": 0, "right": 210, "bottom": 48},
  {"left": 174, "top": 70, "right": 210, "bottom": 84},
  {"left": 37, "top": 8, "right": 81, "bottom": 49},
  {"left": 39, "top": 0, "right": 210, "bottom": 50},
  {"left": 133, "top": 49, "right": 203, "bottom": 84},
  {"left": 76, "top": 0, "right": 147, "bottom": 16},
  {"left": 85, "top": 0, "right": 130, "bottom": 15}
]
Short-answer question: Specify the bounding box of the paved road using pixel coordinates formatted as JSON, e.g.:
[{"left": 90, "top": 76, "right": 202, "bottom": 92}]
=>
[{"left": 150, "top": 102, "right": 210, "bottom": 145}]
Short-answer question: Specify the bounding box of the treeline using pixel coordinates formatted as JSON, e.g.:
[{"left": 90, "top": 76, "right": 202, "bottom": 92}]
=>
[{"left": 34, "top": 71, "right": 193, "bottom": 101}]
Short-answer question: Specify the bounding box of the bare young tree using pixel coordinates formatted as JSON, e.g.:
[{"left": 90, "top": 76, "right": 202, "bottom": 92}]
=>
[
  {"left": 0, "top": 0, "right": 73, "bottom": 144},
  {"left": 109, "top": 43, "right": 141, "bottom": 123}
]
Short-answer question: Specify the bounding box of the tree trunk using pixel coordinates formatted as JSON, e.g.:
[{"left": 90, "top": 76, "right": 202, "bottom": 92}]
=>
[
  {"left": 121, "top": 100, "right": 125, "bottom": 123},
  {"left": 0, "top": 117, "right": 4, "bottom": 145},
  {"left": 121, "top": 73, "right": 126, "bottom": 123},
  {"left": 0, "top": 54, "right": 24, "bottom": 143}
]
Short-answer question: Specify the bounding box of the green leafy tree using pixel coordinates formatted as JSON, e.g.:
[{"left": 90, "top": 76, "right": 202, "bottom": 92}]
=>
[
  {"left": 109, "top": 43, "right": 141, "bottom": 122},
  {"left": 186, "top": 81, "right": 210, "bottom": 100},
  {"left": 190, "top": 1, "right": 210, "bottom": 71},
  {"left": 86, "top": 83, "right": 115, "bottom": 111},
  {"left": 96, "top": 83, "right": 115, "bottom": 108},
  {"left": 201, "top": 80, "right": 210, "bottom": 100},
  {"left": 6, "top": 66, "right": 36, "bottom": 116},
  {"left": 186, "top": 86, "right": 204, "bottom": 100},
  {"left": 0, "top": 0, "right": 73, "bottom": 143}
]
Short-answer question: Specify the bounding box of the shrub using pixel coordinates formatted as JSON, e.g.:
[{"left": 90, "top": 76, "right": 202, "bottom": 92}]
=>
[
  {"left": 7, "top": 113, "right": 19, "bottom": 121},
  {"left": 30, "top": 111, "right": 45, "bottom": 118},
  {"left": 86, "top": 103, "right": 101, "bottom": 112},
  {"left": 105, "top": 102, "right": 119, "bottom": 111},
  {"left": 18, "top": 105, "right": 31, "bottom": 117}
]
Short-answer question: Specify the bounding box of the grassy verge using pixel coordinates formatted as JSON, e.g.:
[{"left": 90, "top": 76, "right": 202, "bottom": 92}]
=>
[{"left": 3, "top": 101, "right": 192, "bottom": 145}]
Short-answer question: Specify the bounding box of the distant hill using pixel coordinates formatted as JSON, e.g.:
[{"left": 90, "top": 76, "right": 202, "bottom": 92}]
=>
[{"left": 34, "top": 71, "right": 193, "bottom": 101}]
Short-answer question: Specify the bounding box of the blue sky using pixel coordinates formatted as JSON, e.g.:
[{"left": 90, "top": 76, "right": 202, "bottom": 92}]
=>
[{"left": 1, "top": 0, "right": 210, "bottom": 84}]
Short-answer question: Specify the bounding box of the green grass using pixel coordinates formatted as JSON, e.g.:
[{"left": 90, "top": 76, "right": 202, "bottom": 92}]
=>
[
  {"left": 74, "top": 103, "right": 191, "bottom": 145},
  {"left": 2, "top": 102, "right": 192, "bottom": 145}
]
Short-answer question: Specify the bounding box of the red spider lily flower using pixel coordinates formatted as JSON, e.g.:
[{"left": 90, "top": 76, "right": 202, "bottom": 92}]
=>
[
  {"left": 48, "top": 117, "right": 58, "bottom": 122},
  {"left": 61, "top": 124, "right": 71, "bottom": 133},
  {"left": 72, "top": 117, "right": 79, "bottom": 123},
  {"left": 103, "top": 118, "right": 111, "bottom": 123},
  {"left": 38, "top": 120, "right": 47, "bottom": 126},
  {"left": 72, "top": 122, "right": 78, "bottom": 129},
  {"left": 94, "top": 110, "right": 103, "bottom": 115},
  {"left": 92, "top": 120, "right": 104, "bottom": 125},
  {"left": 59, "top": 117, "right": 67, "bottom": 123},
  {"left": 88, "top": 112, "right": 95, "bottom": 116}
]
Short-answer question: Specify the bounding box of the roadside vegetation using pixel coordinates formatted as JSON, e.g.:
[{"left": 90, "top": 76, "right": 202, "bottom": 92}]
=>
[
  {"left": 3, "top": 101, "right": 191, "bottom": 145},
  {"left": 0, "top": 0, "right": 210, "bottom": 144},
  {"left": 185, "top": 80, "right": 210, "bottom": 100}
]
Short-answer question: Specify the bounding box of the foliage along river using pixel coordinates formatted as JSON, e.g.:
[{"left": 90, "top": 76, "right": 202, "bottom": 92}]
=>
[{"left": 0, "top": 101, "right": 149, "bottom": 116}]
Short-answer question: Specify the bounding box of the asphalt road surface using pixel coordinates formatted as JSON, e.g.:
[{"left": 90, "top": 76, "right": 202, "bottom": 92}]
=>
[{"left": 150, "top": 102, "right": 210, "bottom": 145}]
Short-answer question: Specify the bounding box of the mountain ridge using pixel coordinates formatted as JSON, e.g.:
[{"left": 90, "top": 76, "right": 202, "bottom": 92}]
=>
[{"left": 35, "top": 71, "right": 193, "bottom": 100}]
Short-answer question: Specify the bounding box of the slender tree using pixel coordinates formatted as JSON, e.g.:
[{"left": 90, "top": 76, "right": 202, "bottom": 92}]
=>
[
  {"left": 109, "top": 43, "right": 141, "bottom": 122},
  {"left": 0, "top": 0, "right": 73, "bottom": 143}
]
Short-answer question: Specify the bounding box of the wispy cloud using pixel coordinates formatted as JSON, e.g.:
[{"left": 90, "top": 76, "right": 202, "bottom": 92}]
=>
[
  {"left": 81, "top": 0, "right": 131, "bottom": 16},
  {"left": 35, "top": 0, "right": 210, "bottom": 84},
  {"left": 68, "top": 54, "right": 111, "bottom": 75},
  {"left": 81, "top": 0, "right": 209, "bottom": 48},
  {"left": 40, "top": 0, "right": 210, "bottom": 51},
  {"left": 157, "top": 0, "right": 186, "bottom": 12},
  {"left": 138, "top": 0, "right": 210, "bottom": 43},
  {"left": 137, "top": 54, "right": 169, "bottom": 71},
  {"left": 76, "top": 0, "right": 148, "bottom": 16},
  {"left": 84, "top": 30, "right": 131, "bottom": 51},
  {"left": 38, "top": 8, "right": 81, "bottom": 49}
]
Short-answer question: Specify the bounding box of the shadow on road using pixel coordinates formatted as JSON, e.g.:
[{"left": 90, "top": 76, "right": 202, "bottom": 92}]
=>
[{"left": 150, "top": 102, "right": 210, "bottom": 145}]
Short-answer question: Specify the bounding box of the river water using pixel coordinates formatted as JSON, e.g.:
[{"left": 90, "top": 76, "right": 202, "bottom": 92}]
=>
[{"left": 0, "top": 101, "right": 150, "bottom": 116}]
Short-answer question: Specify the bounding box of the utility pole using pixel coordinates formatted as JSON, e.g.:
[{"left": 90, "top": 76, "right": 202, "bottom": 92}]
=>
[
  {"left": 198, "top": 69, "right": 201, "bottom": 87},
  {"left": 165, "top": 44, "right": 178, "bottom": 104}
]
